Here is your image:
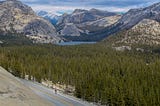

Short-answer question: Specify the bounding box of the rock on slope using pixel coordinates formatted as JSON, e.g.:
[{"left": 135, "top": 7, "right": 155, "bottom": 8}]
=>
[
  {"left": 0, "top": 0, "right": 62, "bottom": 43},
  {"left": 60, "top": 23, "right": 84, "bottom": 36},
  {"left": 0, "top": 66, "right": 52, "bottom": 106}
]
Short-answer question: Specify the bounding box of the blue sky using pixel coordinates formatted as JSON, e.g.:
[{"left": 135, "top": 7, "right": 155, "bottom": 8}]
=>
[{"left": 19, "top": 0, "right": 160, "bottom": 15}]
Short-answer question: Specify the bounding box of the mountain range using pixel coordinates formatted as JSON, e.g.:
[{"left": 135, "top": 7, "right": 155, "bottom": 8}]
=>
[
  {"left": 0, "top": 0, "right": 160, "bottom": 46},
  {"left": 56, "top": 9, "right": 121, "bottom": 40}
]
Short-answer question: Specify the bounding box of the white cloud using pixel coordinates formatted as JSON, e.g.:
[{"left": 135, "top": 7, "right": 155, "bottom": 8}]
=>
[
  {"left": 30, "top": 4, "right": 91, "bottom": 15},
  {"left": 11, "top": 0, "right": 160, "bottom": 15},
  {"left": 30, "top": 4, "right": 137, "bottom": 15}
]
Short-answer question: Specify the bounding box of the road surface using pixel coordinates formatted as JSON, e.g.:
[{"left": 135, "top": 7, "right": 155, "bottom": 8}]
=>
[{"left": 21, "top": 79, "right": 95, "bottom": 106}]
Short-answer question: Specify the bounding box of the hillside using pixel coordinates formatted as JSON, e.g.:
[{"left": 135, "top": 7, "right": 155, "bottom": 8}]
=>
[
  {"left": 102, "top": 2, "right": 160, "bottom": 50},
  {"left": 1, "top": 44, "right": 160, "bottom": 105},
  {"left": 0, "top": 66, "right": 52, "bottom": 106},
  {"left": 105, "top": 19, "right": 160, "bottom": 47}
]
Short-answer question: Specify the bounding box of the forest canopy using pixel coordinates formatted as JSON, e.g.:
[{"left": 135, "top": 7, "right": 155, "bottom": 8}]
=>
[{"left": 0, "top": 43, "right": 160, "bottom": 105}]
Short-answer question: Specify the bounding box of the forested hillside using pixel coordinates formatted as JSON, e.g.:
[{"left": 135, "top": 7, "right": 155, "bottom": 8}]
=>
[
  {"left": 0, "top": 44, "right": 160, "bottom": 105},
  {"left": 0, "top": 34, "right": 33, "bottom": 46}
]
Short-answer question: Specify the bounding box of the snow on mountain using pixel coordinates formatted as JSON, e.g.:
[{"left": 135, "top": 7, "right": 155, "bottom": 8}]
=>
[{"left": 37, "top": 10, "right": 60, "bottom": 25}]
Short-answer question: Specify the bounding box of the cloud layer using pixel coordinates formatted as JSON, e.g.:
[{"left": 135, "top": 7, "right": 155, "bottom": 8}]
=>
[{"left": 14, "top": 0, "right": 160, "bottom": 15}]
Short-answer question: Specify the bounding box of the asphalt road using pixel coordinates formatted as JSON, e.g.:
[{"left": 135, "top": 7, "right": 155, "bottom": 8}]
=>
[{"left": 21, "top": 79, "right": 95, "bottom": 106}]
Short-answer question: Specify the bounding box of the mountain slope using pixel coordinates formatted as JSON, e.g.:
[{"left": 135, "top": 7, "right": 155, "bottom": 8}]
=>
[
  {"left": 0, "top": 0, "right": 62, "bottom": 43},
  {"left": 102, "top": 2, "right": 160, "bottom": 38},
  {"left": 102, "top": 2, "right": 160, "bottom": 48},
  {"left": 113, "top": 2, "right": 160, "bottom": 30},
  {"left": 57, "top": 8, "right": 117, "bottom": 25},
  {"left": 56, "top": 8, "right": 120, "bottom": 41},
  {"left": 78, "top": 2, "right": 160, "bottom": 42},
  {"left": 0, "top": 66, "right": 52, "bottom": 106},
  {"left": 105, "top": 19, "right": 160, "bottom": 47}
]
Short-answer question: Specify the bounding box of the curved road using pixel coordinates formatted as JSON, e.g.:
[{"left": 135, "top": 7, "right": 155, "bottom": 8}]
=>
[{"left": 21, "top": 79, "right": 95, "bottom": 106}]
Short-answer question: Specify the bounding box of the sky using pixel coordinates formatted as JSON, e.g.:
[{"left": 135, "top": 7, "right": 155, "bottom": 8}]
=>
[{"left": 11, "top": 0, "right": 160, "bottom": 15}]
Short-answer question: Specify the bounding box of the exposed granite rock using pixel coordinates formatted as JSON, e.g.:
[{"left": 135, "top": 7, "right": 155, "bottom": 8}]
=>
[
  {"left": 77, "top": 15, "right": 121, "bottom": 32},
  {"left": 0, "top": 66, "right": 52, "bottom": 106},
  {"left": 56, "top": 8, "right": 119, "bottom": 40},
  {"left": 84, "top": 2, "right": 160, "bottom": 42},
  {"left": 103, "top": 2, "right": 160, "bottom": 37},
  {"left": 0, "top": 0, "right": 62, "bottom": 43},
  {"left": 106, "top": 19, "right": 160, "bottom": 46},
  {"left": 113, "top": 46, "right": 132, "bottom": 51},
  {"left": 60, "top": 23, "right": 84, "bottom": 36},
  {"left": 116, "top": 2, "right": 160, "bottom": 30},
  {"left": 118, "top": 19, "right": 160, "bottom": 45},
  {"left": 58, "top": 8, "right": 117, "bottom": 25}
]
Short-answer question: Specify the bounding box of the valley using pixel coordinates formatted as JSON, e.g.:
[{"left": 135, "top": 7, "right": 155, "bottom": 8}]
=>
[{"left": 0, "top": 0, "right": 160, "bottom": 106}]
